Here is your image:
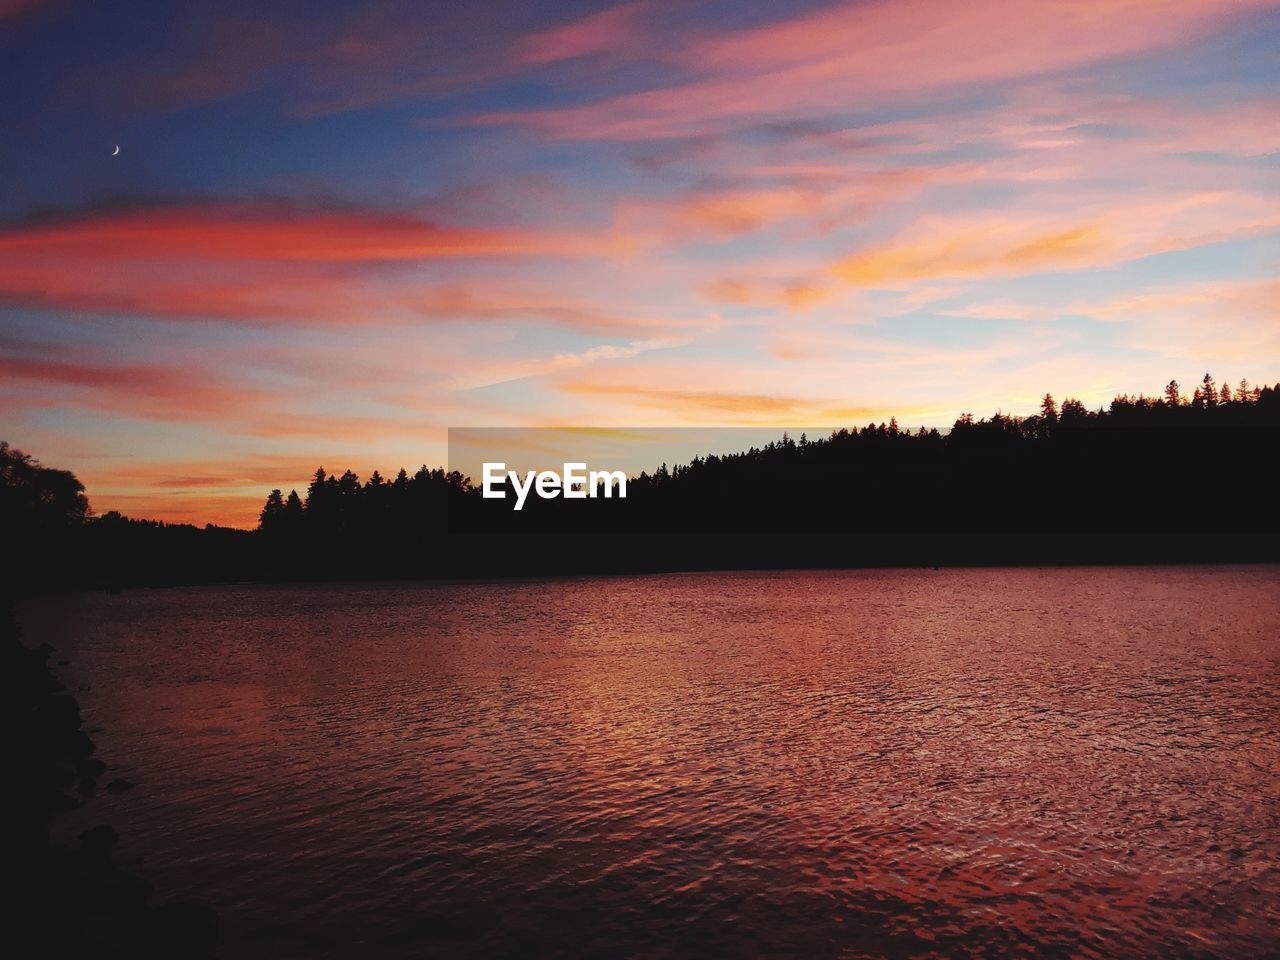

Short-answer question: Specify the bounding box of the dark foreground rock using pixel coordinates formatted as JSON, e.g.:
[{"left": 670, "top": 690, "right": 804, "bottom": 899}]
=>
[{"left": 1, "top": 602, "right": 219, "bottom": 958}]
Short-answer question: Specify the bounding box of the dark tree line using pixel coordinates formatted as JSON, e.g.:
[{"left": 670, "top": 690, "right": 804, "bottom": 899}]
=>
[
  {"left": 258, "top": 466, "right": 470, "bottom": 539},
  {"left": 253, "top": 374, "right": 1280, "bottom": 546},
  {"left": 4, "top": 374, "right": 1278, "bottom": 588}
]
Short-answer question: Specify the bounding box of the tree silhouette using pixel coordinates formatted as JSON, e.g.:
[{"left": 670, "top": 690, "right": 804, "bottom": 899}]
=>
[
  {"left": 259, "top": 489, "right": 285, "bottom": 533},
  {"left": 7, "top": 371, "right": 1279, "bottom": 588},
  {"left": 1059, "top": 398, "right": 1087, "bottom": 424},
  {"left": 1202, "top": 373, "right": 1217, "bottom": 408},
  {"left": 1, "top": 441, "right": 89, "bottom": 534},
  {"left": 233, "top": 372, "right": 1277, "bottom": 552}
]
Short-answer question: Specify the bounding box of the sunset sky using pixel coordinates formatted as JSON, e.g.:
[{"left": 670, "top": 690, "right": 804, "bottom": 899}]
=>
[{"left": 3, "top": 0, "right": 1278, "bottom": 526}]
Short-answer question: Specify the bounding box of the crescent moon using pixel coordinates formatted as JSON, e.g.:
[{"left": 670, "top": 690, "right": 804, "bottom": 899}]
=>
[{"left": 112, "top": 145, "right": 120, "bottom": 156}]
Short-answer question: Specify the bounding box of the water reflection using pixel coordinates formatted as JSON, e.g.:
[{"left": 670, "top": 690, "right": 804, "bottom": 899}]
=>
[{"left": 19, "top": 567, "right": 1280, "bottom": 958}]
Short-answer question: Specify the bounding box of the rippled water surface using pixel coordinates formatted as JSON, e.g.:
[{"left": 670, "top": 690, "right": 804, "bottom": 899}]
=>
[{"left": 18, "top": 568, "right": 1280, "bottom": 958}]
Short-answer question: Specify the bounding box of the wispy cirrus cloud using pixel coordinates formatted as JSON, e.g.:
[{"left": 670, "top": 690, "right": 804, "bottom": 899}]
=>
[
  {"left": 442, "top": 335, "right": 691, "bottom": 390},
  {"left": 614, "top": 164, "right": 973, "bottom": 243},
  {"left": 560, "top": 379, "right": 902, "bottom": 426},
  {"left": 701, "top": 277, "right": 830, "bottom": 311},
  {"left": 83, "top": 455, "right": 338, "bottom": 492},
  {"left": 829, "top": 192, "right": 1280, "bottom": 287},
  {"left": 696, "top": 190, "right": 1280, "bottom": 308},
  {"left": 514, "top": 1, "right": 653, "bottom": 65},
  {"left": 473, "top": 0, "right": 1275, "bottom": 140},
  {"left": 405, "top": 283, "right": 684, "bottom": 336},
  {"left": 73, "top": 2, "right": 537, "bottom": 116},
  {"left": 70, "top": 1, "right": 663, "bottom": 118}
]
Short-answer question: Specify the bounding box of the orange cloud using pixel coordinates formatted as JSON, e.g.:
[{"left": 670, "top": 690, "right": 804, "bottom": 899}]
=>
[
  {"left": 828, "top": 192, "right": 1280, "bottom": 289},
  {"left": 562, "top": 381, "right": 888, "bottom": 425},
  {"left": 608, "top": 166, "right": 972, "bottom": 261},
  {"left": 663, "top": 186, "right": 823, "bottom": 236},
  {"left": 83, "top": 455, "right": 329, "bottom": 491},
  {"left": 78, "top": 454, "right": 371, "bottom": 527},
  {"left": 80, "top": 446, "right": 510, "bottom": 527},
  {"left": 702, "top": 277, "right": 828, "bottom": 310},
  {"left": 236, "top": 411, "right": 442, "bottom": 443},
  {"left": 694, "top": 188, "right": 1280, "bottom": 312},
  {"left": 84, "top": 490, "right": 268, "bottom": 528},
  {"left": 836, "top": 225, "right": 1107, "bottom": 286}
]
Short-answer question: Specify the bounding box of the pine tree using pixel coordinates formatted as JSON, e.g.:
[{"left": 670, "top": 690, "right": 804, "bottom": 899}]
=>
[
  {"left": 1040, "top": 393, "right": 1058, "bottom": 425},
  {"left": 305, "top": 468, "right": 327, "bottom": 509},
  {"left": 1060, "top": 398, "right": 1087, "bottom": 423},
  {"left": 1202, "top": 373, "right": 1217, "bottom": 408},
  {"left": 259, "top": 489, "right": 285, "bottom": 532},
  {"left": 337, "top": 470, "right": 360, "bottom": 497}
]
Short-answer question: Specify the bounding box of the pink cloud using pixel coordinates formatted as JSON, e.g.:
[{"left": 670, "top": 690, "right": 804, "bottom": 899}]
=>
[
  {"left": 0, "top": 202, "right": 620, "bottom": 326},
  {"left": 0, "top": 354, "right": 278, "bottom": 425},
  {"left": 515, "top": 1, "right": 651, "bottom": 65},
  {"left": 0, "top": 203, "right": 545, "bottom": 263},
  {"left": 474, "top": 0, "right": 1274, "bottom": 140}
]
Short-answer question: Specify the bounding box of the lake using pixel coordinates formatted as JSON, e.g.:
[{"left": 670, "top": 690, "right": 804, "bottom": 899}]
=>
[{"left": 17, "top": 567, "right": 1280, "bottom": 958}]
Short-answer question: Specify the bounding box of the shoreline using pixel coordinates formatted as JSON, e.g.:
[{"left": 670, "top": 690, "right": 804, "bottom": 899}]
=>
[
  {"left": 2, "top": 602, "right": 219, "bottom": 958},
  {"left": 11, "top": 554, "right": 1280, "bottom": 599},
  {"left": 14, "top": 531, "right": 1280, "bottom": 596}
]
